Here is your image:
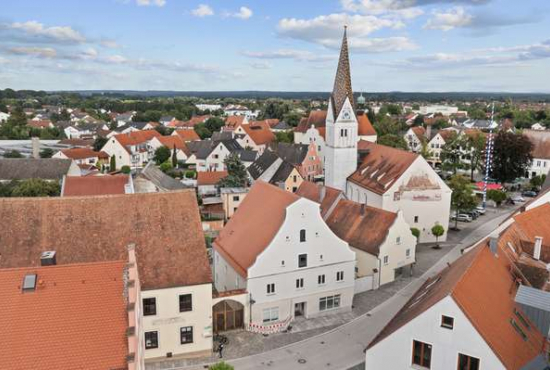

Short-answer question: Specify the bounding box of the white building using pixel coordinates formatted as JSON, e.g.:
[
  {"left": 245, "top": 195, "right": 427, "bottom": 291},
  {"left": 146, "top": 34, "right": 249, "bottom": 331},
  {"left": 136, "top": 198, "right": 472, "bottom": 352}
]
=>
[
  {"left": 523, "top": 129, "right": 550, "bottom": 179},
  {"left": 101, "top": 131, "right": 161, "bottom": 170},
  {"left": 196, "top": 104, "right": 222, "bottom": 111},
  {"left": 213, "top": 181, "right": 356, "bottom": 328},
  {"left": 186, "top": 139, "right": 243, "bottom": 172},
  {"left": 404, "top": 126, "right": 426, "bottom": 153},
  {"left": 347, "top": 141, "right": 451, "bottom": 243},
  {"left": 419, "top": 105, "right": 459, "bottom": 116},
  {"left": 365, "top": 238, "right": 547, "bottom": 370},
  {"left": 149, "top": 135, "right": 189, "bottom": 162},
  {"left": 0, "top": 111, "right": 11, "bottom": 122}
]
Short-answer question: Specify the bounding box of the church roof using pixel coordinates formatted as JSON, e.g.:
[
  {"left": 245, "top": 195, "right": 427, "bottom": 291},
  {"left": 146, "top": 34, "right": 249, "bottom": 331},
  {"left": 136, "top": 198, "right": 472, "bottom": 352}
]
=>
[{"left": 331, "top": 27, "right": 354, "bottom": 119}]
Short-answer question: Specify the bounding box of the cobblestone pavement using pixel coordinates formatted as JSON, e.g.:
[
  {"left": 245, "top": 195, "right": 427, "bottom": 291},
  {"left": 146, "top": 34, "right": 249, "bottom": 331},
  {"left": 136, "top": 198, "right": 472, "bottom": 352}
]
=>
[{"left": 145, "top": 204, "right": 514, "bottom": 370}]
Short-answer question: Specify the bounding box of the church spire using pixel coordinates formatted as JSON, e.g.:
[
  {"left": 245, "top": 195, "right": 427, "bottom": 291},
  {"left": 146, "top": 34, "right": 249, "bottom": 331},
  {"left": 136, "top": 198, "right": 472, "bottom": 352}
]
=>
[{"left": 331, "top": 26, "right": 354, "bottom": 118}]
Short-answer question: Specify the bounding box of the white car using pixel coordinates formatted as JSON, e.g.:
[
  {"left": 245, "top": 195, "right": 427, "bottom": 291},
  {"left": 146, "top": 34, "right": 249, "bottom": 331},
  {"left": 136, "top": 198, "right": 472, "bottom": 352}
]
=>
[
  {"left": 451, "top": 214, "right": 473, "bottom": 222},
  {"left": 475, "top": 206, "right": 486, "bottom": 215},
  {"left": 512, "top": 196, "right": 525, "bottom": 203}
]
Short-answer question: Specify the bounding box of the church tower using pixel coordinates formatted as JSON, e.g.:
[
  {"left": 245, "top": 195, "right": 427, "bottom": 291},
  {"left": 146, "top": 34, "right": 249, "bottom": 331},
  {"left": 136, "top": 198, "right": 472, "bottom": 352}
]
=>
[{"left": 324, "top": 27, "right": 358, "bottom": 191}]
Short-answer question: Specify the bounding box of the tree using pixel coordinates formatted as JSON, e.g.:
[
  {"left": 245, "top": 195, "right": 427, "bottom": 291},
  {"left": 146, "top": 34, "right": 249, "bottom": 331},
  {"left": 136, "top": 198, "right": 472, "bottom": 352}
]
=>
[
  {"left": 275, "top": 131, "right": 294, "bottom": 143},
  {"left": 218, "top": 153, "right": 248, "bottom": 188},
  {"left": 120, "top": 165, "right": 131, "bottom": 174},
  {"left": 448, "top": 174, "right": 477, "bottom": 230},
  {"left": 159, "top": 161, "right": 173, "bottom": 173},
  {"left": 440, "top": 133, "right": 469, "bottom": 175},
  {"left": 93, "top": 136, "right": 108, "bottom": 152},
  {"left": 530, "top": 174, "right": 547, "bottom": 190},
  {"left": 209, "top": 362, "right": 234, "bottom": 370},
  {"left": 465, "top": 131, "right": 486, "bottom": 182},
  {"left": 154, "top": 146, "right": 171, "bottom": 165},
  {"left": 377, "top": 134, "right": 408, "bottom": 151},
  {"left": 39, "top": 148, "right": 54, "bottom": 158},
  {"left": 110, "top": 155, "right": 116, "bottom": 172},
  {"left": 10, "top": 179, "right": 60, "bottom": 197},
  {"left": 204, "top": 117, "right": 225, "bottom": 133},
  {"left": 487, "top": 189, "right": 507, "bottom": 207},
  {"left": 431, "top": 224, "right": 445, "bottom": 248},
  {"left": 410, "top": 228, "right": 420, "bottom": 240},
  {"left": 492, "top": 131, "right": 533, "bottom": 183},
  {"left": 194, "top": 123, "right": 212, "bottom": 139},
  {"left": 3, "top": 150, "right": 24, "bottom": 158},
  {"left": 171, "top": 144, "right": 178, "bottom": 168},
  {"left": 419, "top": 141, "right": 433, "bottom": 160}
]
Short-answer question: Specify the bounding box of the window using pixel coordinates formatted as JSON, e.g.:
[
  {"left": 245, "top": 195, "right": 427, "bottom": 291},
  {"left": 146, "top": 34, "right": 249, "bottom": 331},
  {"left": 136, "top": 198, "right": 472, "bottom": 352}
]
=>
[
  {"left": 296, "top": 278, "right": 304, "bottom": 289},
  {"left": 406, "top": 249, "right": 411, "bottom": 258},
  {"left": 180, "top": 326, "right": 193, "bottom": 344},
  {"left": 143, "top": 297, "right": 156, "bottom": 316},
  {"left": 319, "top": 294, "right": 341, "bottom": 311},
  {"left": 263, "top": 307, "right": 279, "bottom": 323},
  {"left": 145, "top": 331, "right": 159, "bottom": 349},
  {"left": 232, "top": 195, "right": 240, "bottom": 201},
  {"left": 336, "top": 271, "right": 344, "bottom": 282},
  {"left": 412, "top": 340, "right": 432, "bottom": 369},
  {"left": 300, "top": 229, "right": 306, "bottom": 243},
  {"left": 441, "top": 315, "right": 454, "bottom": 329},
  {"left": 267, "top": 283, "right": 275, "bottom": 294},
  {"left": 298, "top": 253, "right": 307, "bottom": 268},
  {"left": 318, "top": 274, "right": 326, "bottom": 285},
  {"left": 457, "top": 353, "right": 480, "bottom": 370},
  {"left": 414, "top": 216, "right": 419, "bottom": 223},
  {"left": 394, "top": 192, "right": 401, "bottom": 201},
  {"left": 179, "top": 294, "right": 192, "bottom": 312},
  {"left": 383, "top": 256, "right": 389, "bottom": 265},
  {"left": 396, "top": 236, "right": 401, "bottom": 244}
]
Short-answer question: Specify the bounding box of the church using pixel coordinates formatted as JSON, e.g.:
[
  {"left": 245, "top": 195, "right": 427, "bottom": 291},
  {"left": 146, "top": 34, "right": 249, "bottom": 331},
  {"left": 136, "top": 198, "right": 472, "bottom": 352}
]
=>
[{"left": 297, "top": 28, "right": 451, "bottom": 243}]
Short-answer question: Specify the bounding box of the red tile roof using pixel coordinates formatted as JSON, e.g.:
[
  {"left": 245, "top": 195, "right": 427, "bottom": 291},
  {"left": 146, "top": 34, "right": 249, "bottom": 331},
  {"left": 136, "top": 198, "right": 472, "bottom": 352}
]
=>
[
  {"left": 348, "top": 141, "right": 419, "bottom": 195},
  {"left": 0, "top": 191, "right": 211, "bottom": 290},
  {"left": 155, "top": 135, "right": 190, "bottom": 156},
  {"left": 225, "top": 116, "right": 246, "bottom": 129},
  {"left": 27, "top": 119, "right": 52, "bottom": 129},
  {"left": 174, "top": 129, "right": 200, "bottom": 142},
  {"left": 62, "top": 175, "right": 131, "bottom": 196},
  {"left": 114, "top": 130, "right": 161, "bottom": 153},
  {"left": 0, "top": 261, "right": 128, "bottom": 370},
  {"left": 357, "top": 112, "right": 376, "bottom": 136},
  {"left": 411, "top": 126, "right": 426, "bottom": 140},
  {"left": 59, "top": 148, "right": 108, "bottom": 160},
  {"left": 295, "top": 110, "right": 327, "bottom": 133},
  {"left": 242, "top": 123, "right": 276, "bottom": 146},
  {"left": 197, "top": 171, "right": 228, "bottom": 186},
  {"left": 296, "top": 181, "right": 342, "bottom": 218},
  {"left": 214, "top": 181, "right": 299, "bottom": 277},
  {"left": 523, "top": 129, "right": 550, "bottom": 160}
]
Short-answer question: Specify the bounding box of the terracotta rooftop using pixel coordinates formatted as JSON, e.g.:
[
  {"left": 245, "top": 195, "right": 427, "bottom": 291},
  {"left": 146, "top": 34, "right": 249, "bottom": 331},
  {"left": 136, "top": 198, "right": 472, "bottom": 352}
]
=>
[
  {"left": 295, "top": 110, "right": 327, "bottom": 133},
  {"left": 242, "top": 122, "right": 276, "bottom": 146},
  {"left": 523, "top": 129, "right": 550, "bottom": 160},
  {"left": 0, "top": 191, "right": 211, "bottom": 290},
  {"left": 348, "top": 141, "right": 419, "bottom": 195},
  {"left": 0, "top": 261, "right": 128, "bottom": 370},
  {"left": 58, "top": 147, "right": 108, "bottom": 160},
  {"left": 326, "top": 199, "right": 397, "bottom": 256},
  {"left": 154, "top": 135, "right": 190, "bottom": 156},
  {"left": 369, "top": 242, "right": 546, "bottom": 369},
  {"left": 214, "top": 181, "right": 299, "bottom": 277},
  {"left": 62, "top": 175, "right": 131, "bottom": 196},
  {"left": 357, "top": 112, "right": 376, "bottom": 136},
  {"left": 225, "top": 115, "right": 246, "bottom": 129},
  {"left": 296, "top": 181, "right": 343, "bottom": 218},
  {"left": 174, "top": 129, "right": 200, "bottom": 142},
  {"left": 114, "top": 130, "right": 161, "bottom": 153},
  {"left": 197, "top": 171, "right": 228, "bottom": 186},
  {"left": 410, "top": 126, "right": 426, "bottom": 141}
]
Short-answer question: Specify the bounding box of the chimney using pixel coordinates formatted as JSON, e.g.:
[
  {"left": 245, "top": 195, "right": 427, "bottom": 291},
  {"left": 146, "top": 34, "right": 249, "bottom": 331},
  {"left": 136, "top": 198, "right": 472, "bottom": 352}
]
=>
[
  {"left": 360, "top": 203, "right": 366, "bottom": 216},
  {"left": 534, "top": 236, "right": 543, "bottom": 261},
  {"left": 40, "top": 251, "right": 57, "bottom": 266},
  {"left": 489, "top": 235, "right": 498, "bottom": 255},
  {"left": 31, "top": 137, "right": 40, "bottom": 159}
]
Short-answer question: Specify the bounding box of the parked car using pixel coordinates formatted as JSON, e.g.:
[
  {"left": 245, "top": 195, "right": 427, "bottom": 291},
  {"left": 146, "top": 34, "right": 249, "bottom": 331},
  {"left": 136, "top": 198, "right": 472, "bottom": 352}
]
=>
[
  {"left": 522, "top": 190, "right": 538, "bottom": 198},
  {"left": 475, "top": 206, "right": 486, "bottom": 215},
  {"left": 512, "top": 195, "right": 526, "bottom": 203},
  {"left": 463, "top": 211, "right": 479, "bottom": 220},
  {"left": 451, "top": 214, "right": 473, "bottom": 222}
]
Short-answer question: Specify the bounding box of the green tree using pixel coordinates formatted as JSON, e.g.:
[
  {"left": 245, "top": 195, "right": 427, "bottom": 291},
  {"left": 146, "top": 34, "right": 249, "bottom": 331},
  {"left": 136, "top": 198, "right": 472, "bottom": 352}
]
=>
[
  {"left": 492, "top": 131, "right": 533, "bottom": 183},
  {"left": 93, "top": 136, "right": 108, "bottom": 152},
  {"left": 431, "top": 224, "right": 445, "bottom": 248},
  {"left": 154, "top": 146, "right": 171, "bottom": 165},
  {"left": 120, "top": 165, "right": 131, "bottom": 174},
  {"left": 209, "top": 362, "right": 234, "bottom": 370},
  {"left": 110, "top": 155, "right": 116, "bottom": 172},
  {"left": 465, "top": 131, "right": 486, "bottom": 182},
  {"left": 159, "top": 161, "right": 173, "bottom": 173},
  {"left": 487, "top": 189, "right": 507, "bottom": 207},
  {"left": 194, "top": 123, "right": 212, "bottom": 139},
  {"left": 218, "top": 153, "right": 248, "bottom": 188},
  {"left": 377, "top": 134, "right": 408, "bottom": 151},
  {"left": 419, "top": 141, "right": 433, "bottom": 160},
  {"left": 448, "top": 174, "right": 477, "bottom": 230},
  {"left": 10, "top": 179, "right": 60, "bottom": 197},
  {"left": 171, "top": 144, "right": 178, "bottom": 168},
  {"left": 3, "top": 150, "right": 24, "bottom": 158},
  {"left": 530, "top": 174, "right": 547, "bottom": 190},
  {"left": 39, "top": 148, "right": 54, "bottom": 158},
  {"left": 275, "top": 131, "right": 294, "bottom": 143},
  {"left": 410, "top": 227, "right": 420, "bottom": 240},
  {"left": 204, "top": 117, "right": 225, "bottom": 133},
  {"left": 440, "top": 133, "right": 469, "bottom": 175}
]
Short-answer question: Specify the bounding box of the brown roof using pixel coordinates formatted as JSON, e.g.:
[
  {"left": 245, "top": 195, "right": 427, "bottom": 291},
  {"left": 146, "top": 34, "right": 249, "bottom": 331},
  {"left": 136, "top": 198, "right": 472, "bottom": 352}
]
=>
[
  {"left": 59, "top": 147, "right": 108, "bottom": 160},
  {"left": 242, "top": 122, "right": 276, "bottom": 146},
  {"left": 330, "top": 28, "right": 354, "bottom": 118},
  {"left": 225, "top": 116, "right": 246, "bottom": 129},
  {"left": 369, "top": 243, "right": 545, "bottom": 369},
  {"left": 170, "top": 115, "right": 210, "bottom": 128},
  {"left": 0, "top": 261, "right": 128, "bottom": 370},
  {"left": 197, "top": 171, "right": 228, "bottom": 186},
  {"left": 174, "top": 129, "right": 200, "bottom": 142},
  {"left": 155, "top": 135, "right": 190, "bottom": 156},
  {"left": 0, "top": 191, "right": 211, "bottom": 290},
  {"left": 27, "top": 119, "right": 52, "bottom": 129},
  {"left": 214, "top": 181, "right": 299, "bottom": 277},
  {"left": 325, "top": 199, "right": 397, "bottom": 256},
  {"left": 348, "top": 141, "right": 419, "bottom": 195},
  {"left": 357, "top": 112, "right": 376, "bottom": 136},
  {"left": 437, "top": 129, "right": 457, "bottom": 142},
  {"left": 62, "top": 175, "right": 131, "bottom": 196},
  {"left": 295, "top": 110, "right": 327, "bottom": 133},
  {"left": 250, "top": 119, "right": 280, "bottom": 128},
  {"left": 513, "top": 203, "right": 550, "bottom": 244},
  {"left": 296, "top": 181, "right": 342, "bottom": 218},
  {"left": 114, "top": 130, "right": 161, "bottom": 153},
  {"left": 523, "top": 129, "right": 550, "bottom": 160},
  {"left": 411, "top": 126, "right": 426, "bottom": 140}
]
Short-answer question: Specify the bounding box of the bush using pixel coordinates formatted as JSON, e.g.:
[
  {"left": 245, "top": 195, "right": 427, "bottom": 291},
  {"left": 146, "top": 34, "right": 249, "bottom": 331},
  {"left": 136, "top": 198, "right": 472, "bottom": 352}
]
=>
[
  {"left": 185, "top": 170, "right": 196, "bottom": 179},
  {"left": 3, "top": 149, "right": 23, "bottom": 158},
  {"left": 154, "top": 146, "right": 171, "bottom": 165},
  {"left": 410, "top": 228, "right": 420, "bottom": 240},
  {"left": 209, "top": 361, "right": 234, "bottom": 370},
  {"left": 39, "top": 148, "right": 55, "bottom": 158},
  {"left": 487, "top": 189, "right": 507, "bottom": 207},
  {"left": 120, "top": 165, "right": 131, "bottom": 174},
  {"left": 159, "top": 161, "right": 173, "bottom": 173}
]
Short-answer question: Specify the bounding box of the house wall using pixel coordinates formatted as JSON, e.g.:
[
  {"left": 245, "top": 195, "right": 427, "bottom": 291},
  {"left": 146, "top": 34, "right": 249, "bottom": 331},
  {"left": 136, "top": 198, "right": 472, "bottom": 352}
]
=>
[
  {"left": 283, "top": 167, "right": 304, "bottom": 193},
  {"left": 221, "top": 190, "right": 248, "bottom": 220},
  {"left": 352, "top": 247, "right": 379, "bottom": 280},
  {"left": 365, "top": 296, "right": 504, "bottom": 370},
  {"left": 196, "top": 143, "right": 231, "bottom": 172},
  {"left": 101, "top": 138, "right": 132, "bottom": 169},
  {"left": 149, "top": 138, "right": 188, "bottom": 162},
  {"left": 246, "top": 198, "right": 356, "bottom": 325},
  {"left": 141, "top": 283, "right": 213, "bottom": 360},
  {"left": 527, "top": 158, "right": 550, "bottom": 179},
  {"left": 298, "top": 143, "right": 323, "bottom": 181},
  {"left": 213, "top": 249, "right": 247, "bottom": 292},
  {"left": 295, "top": 126, "right": 326, "bottom": 167},
  {"left": 404, "top": 128, "right": 423, "bottom": 153}
]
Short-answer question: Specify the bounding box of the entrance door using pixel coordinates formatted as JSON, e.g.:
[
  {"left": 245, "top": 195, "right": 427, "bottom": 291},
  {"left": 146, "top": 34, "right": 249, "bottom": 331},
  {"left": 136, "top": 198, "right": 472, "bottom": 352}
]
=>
[{"left": 294, "top": 302, "right": 306, "bottom": 317}]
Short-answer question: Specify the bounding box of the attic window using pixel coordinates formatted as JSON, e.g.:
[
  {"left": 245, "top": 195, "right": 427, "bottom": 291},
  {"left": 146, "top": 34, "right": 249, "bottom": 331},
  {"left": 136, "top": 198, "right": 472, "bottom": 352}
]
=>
[
  {"left": 441, "top": 315, "right": 454, "bottom": 330},
  {"left": 510, "top": 318, "right": 528, "bottom": 341},
  {"left": 514, "top": 309, "right": 530, "bottom": 330},
  {"left": 22, "top": 274, "right": 37, "bottom": 292}
]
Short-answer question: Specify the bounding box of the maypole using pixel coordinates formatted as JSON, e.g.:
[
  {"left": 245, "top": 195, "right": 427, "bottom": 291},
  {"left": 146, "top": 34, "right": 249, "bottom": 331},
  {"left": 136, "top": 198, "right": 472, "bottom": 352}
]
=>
[{"left": 482, "top": 102, "right": 496, "bottom": 209}]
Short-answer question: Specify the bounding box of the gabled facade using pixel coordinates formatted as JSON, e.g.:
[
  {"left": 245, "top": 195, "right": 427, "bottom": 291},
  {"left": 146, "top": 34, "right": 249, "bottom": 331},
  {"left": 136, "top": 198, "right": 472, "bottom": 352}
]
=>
[
  {"left": 53, "top": 147, "right": 109, "bottom": 166},
  {"left": 523, "top": 129, "right": 550, "bottom": 179},
  {"left": 101, "top": 131, "right": 161, "bottom": 170},
  {"left": 404, "top": 126, "right": 426, "bottom": 153},
  {"left": 149, "top": 135, "right": 189, "bottom": 162}
]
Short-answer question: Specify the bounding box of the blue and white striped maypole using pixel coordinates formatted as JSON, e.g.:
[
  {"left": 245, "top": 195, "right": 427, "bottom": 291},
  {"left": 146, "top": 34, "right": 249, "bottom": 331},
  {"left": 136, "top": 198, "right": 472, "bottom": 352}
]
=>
[{"left": 482, "top": 102, "right": 496, "bottom": 209}]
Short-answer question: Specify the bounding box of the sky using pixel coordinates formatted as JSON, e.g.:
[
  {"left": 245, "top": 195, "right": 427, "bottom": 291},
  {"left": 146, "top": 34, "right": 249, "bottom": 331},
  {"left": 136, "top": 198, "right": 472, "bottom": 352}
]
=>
[{"left": 1, "top": 0, "right": 550, "bottom": 92}]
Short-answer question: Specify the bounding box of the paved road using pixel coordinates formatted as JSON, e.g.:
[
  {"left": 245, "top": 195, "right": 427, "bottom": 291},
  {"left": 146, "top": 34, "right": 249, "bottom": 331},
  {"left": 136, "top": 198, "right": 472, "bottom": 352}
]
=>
[{"left": 181, "top": 207, "right": 515, "bottom": 370}]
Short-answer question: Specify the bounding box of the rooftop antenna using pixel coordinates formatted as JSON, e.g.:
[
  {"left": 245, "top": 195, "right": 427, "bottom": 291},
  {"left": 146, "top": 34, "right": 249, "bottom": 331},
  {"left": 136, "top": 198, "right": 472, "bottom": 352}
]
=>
[{"left": 482, "top": 102, "right": 496, "bottom": 209}]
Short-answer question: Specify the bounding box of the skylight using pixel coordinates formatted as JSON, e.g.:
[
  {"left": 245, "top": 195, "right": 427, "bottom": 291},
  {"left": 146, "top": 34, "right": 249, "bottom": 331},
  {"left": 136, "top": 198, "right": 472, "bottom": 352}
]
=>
[{"left": 22, "top": 274, "right": 37, "bottom": 292}]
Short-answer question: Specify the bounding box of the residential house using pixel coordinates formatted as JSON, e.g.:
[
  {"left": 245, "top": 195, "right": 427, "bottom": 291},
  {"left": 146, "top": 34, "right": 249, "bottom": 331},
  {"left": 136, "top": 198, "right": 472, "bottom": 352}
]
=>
[
  {"left": 0, "top": 111, "right": 10, "bottom": 122},
  {"left": 248, "top": 150, "right": 304, "bottom": 193},
  {"left": 0, "top": 191, "right": 213, "bottom": 360},
  {"left": 234, "top": 121, "right": 275, "bottom": 154},
  {"left": 169, "top": 115, "right": 210, "bottom": 129},
  {"left": 101, "top": 131, "right": 162, "bottom": 170},
  {"left": 134, "top": 161, "right": 187, "bottom": 193},
  {"left": 273, "top": 142, "right": 323, "bottom": 181},
  {"left": 224, "top": 105, "right": 253, "bottom": 117},
  {"left": 197, "top": 171, "right": 227, "bottom": 197},
  {"left": 149, "top": 135, "right": 190, "bottom": 162},
  {"left": 172, "top": 129, "right": 201, "bottom": 142},
  {"left": 186, "top": 139, "right": 243, "bottom": 172},
  {"left": 109, "top": 122, "right": 158, "bottom": 137},
  {"left": 160, "top": 116, "right": 176, "bottom": 126},
  {"left": 224, "top": 115, "right": 248, "bottom": 131},
  {"left": 213, "top": 181, "right": 356, "bottom": 328},
  {"left": 523, "top": 129, "right": 550, "bottom": 179},
  {"left": 347, "top": 141, "right": 451, "bottom": 243},
  {"left": 0, "top": 158, "right": 81, "bottom": 182},
  {"left": 27, "top": 119, "right": 53, "bottom": 129},
  {"left": 365, "top": 238, "right": 547, "bottom": 370},
  {"left": 0, "top": 259, "right": 143, "bottom": 370},
  {"left": 53, "top": 147, "right": 109, "bottom": 167},
  {"left": 531, "top": 123, "right": 546, "bottom": 131},
  {"left": 271, "top": 121, "right": 292, "bottom": 132},
  {"left": 61, "top": 174, "right": 134, "bottom": 196},
  {"left": 115, "top": 112, "right": 135, "bottom": 127},
  {"left": 220, "top": 187, "right": 249, "bottom": 220},
  {"left": 404, "top": 126, "right": 426, "bottom": 153}
]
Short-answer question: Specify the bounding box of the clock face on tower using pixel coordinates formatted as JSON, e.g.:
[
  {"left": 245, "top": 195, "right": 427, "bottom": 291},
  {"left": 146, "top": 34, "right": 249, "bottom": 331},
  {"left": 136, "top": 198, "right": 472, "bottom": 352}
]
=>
[{"left": 342, "top": 109, "right": 351, "bottom": 120}]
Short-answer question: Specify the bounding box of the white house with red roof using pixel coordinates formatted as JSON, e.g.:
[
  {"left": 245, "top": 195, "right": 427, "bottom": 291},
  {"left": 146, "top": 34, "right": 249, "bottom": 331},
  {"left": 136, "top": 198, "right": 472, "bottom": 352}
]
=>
[
  {"left": 53, "top": 147, "right": 109, "bottom": 166},
  {"left": 213, "top": 181, "right": 356, "bottom": 329},
  {"left": 149, "top": 135, "right": 190, "bottom": 162},
  {"left": 100, "top": 131, "right": 161, "bottom": 170}
]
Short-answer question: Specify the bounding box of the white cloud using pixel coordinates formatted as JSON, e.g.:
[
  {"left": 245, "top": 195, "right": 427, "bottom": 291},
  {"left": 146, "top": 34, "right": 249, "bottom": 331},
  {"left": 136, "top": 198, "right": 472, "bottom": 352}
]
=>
[
  {"left": 7, "top": 46, "right": 57, "bottom": 58},
  {"left": 9, "top": 21, "right": 86, "bottom": 43},
  {"left": 192, "top": 4, "right": 214, "bottom": 17},
  {"left": 424, "top": 7, "right": 473, "bottom": 31},
  {"left": 226, "top": 6, "right": 253, "bottom": 20},
  {"left": 242, "top": 49, "right": 336, "bottom": 62},
  {"left": 103, "top": 55, "right": 127, "bottom": 64},
  {"left": 100, "top": 39, "right": 120, "bottom": 48},
  {"left": 136, "top": 0, "right": 166, "bottom": 7},
  {"left": 250, "top": 61, "right": 273, "bottom": 69}
]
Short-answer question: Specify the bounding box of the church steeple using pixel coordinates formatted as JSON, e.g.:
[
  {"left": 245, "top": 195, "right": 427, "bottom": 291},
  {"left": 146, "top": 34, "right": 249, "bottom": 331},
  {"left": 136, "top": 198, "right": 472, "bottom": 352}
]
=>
[{"left": 331, "top": 26, "right": 354, "bottom": 119}]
